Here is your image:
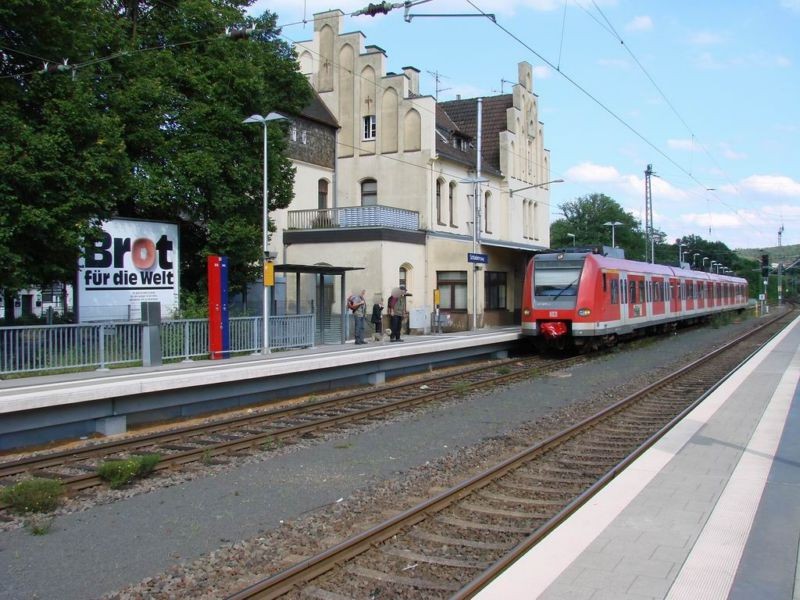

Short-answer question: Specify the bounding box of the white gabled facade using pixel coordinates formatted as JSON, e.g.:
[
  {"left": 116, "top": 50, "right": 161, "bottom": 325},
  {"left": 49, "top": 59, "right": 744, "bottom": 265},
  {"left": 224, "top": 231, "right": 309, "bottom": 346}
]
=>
[{"left": 281, "top": 9, "right": 552, "bottom": 330}]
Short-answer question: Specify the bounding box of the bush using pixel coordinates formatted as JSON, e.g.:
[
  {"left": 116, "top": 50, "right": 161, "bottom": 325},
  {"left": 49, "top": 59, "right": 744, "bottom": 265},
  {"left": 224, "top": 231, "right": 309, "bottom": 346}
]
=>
[
  {"left": 1, "top": 478, "right": 64, "bottom": 514},
  {"left": 97, "top": 454, "right": 161, "bottom": 489}
]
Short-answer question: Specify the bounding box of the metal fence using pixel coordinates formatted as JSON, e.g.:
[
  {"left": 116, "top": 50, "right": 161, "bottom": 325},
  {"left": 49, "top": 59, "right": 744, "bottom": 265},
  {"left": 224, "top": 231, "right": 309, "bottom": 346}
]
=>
[{"left": 1, "top": 314, "right": 315, "bottom": 376}]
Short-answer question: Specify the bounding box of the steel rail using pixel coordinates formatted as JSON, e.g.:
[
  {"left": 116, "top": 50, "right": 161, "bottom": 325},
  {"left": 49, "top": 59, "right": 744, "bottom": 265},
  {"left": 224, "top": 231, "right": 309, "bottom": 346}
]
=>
[
  {"left": 225, "top": 310, "right": 792, "bottom": 599},
  {"left": 1, "top": 354, "right": 582, "bottom": 509}
]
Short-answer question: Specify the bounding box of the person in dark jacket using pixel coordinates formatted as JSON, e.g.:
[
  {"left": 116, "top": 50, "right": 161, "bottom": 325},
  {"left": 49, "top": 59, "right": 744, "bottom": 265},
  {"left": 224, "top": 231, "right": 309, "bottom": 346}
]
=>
[{"left": 371, "top": 297, "right": 384, "bottom": 342}]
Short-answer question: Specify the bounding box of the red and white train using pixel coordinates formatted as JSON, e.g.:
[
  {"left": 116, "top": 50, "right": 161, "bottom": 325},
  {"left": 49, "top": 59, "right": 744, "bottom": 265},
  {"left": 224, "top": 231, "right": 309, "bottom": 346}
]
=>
[{"left": 521, "top": 248, "right": 749, "bottom": 350}]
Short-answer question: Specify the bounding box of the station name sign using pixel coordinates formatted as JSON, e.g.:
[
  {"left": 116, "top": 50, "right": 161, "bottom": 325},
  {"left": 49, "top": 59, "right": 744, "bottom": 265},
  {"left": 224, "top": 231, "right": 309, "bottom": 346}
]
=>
[{"left": 467, "top": 252, "right": 489, "bottom": 264}]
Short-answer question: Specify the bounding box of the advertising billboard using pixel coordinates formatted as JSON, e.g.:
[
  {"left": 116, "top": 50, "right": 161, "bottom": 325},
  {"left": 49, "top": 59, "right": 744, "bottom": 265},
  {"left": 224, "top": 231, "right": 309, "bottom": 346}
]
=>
[{"left": 78, "top": 218, "right": 179, "bottom": 322}]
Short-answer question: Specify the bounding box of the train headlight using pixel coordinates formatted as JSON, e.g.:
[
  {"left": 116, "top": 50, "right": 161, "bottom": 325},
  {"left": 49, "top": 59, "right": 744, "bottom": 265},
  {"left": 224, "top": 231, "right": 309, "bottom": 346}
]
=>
[
  {"left": 523, "top": 308, "right": 531, "bottom": 316},
  {"left": 577, "top": 308, "right": 591, "bottom": 317}
]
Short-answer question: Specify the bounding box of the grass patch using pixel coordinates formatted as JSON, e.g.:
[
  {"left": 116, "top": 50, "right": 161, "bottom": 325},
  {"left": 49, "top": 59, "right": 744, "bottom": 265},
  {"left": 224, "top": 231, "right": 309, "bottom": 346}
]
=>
[
  {"left": 452, "top": 382, "right": 471, "bottom": 396},
  {"left": 333, "top": 442, "right": 353, "bottom": 449},
  {"left": 496, "top": 366, "right": 512, "bottom": 375},
  {"left": 1, "top": 478, "right": 64, "bottom": 514},
  {"left": 97, "top": 454, "right": 161, "bottom": 489},
  {"left": 260, "top": 437, "right": 283, "bottom": 451},
  {"left": 24, "top": 514, "right": 55, "bottom": 535}
]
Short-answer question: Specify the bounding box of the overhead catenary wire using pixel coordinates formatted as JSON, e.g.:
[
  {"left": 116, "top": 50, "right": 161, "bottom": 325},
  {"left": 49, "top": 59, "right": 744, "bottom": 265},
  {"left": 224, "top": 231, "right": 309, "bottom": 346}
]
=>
[{"left": 464, "top": 0, "right": 775, "bottom": 244}]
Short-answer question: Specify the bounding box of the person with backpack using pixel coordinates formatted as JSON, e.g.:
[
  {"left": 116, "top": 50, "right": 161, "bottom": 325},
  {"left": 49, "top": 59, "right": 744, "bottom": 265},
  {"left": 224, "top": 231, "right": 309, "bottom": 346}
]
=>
[
  {"left": 348, "top": 289, "right": 368, "bottom": 344},
  {"left": 388, "top": 286, "right": 407, "bottom": 342}
]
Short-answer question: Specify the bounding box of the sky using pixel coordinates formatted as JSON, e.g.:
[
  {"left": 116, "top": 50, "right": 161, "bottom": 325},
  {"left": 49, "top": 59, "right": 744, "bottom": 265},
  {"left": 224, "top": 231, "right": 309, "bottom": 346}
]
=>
[{"left": 250, "top": 0, "right": 800, "bottom": 252}]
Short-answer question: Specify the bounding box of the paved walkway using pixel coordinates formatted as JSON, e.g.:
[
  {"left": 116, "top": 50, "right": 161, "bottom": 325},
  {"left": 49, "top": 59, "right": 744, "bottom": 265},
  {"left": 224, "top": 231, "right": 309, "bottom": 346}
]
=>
[{"left": 477, "top": 315, "right": 800, "bottom": 599}]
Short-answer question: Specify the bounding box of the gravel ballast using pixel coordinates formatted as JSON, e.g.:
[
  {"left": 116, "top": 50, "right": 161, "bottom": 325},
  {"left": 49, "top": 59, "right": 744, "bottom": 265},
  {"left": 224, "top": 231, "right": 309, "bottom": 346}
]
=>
[{"left": 0, "top": 318, "right": 765, "bottom": 599}]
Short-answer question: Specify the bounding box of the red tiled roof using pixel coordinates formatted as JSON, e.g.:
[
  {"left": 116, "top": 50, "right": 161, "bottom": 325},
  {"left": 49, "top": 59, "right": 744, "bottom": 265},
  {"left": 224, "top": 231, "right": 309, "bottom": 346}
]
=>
[{"left": 438, "top": 95, "right": 512, "bottom": 176}]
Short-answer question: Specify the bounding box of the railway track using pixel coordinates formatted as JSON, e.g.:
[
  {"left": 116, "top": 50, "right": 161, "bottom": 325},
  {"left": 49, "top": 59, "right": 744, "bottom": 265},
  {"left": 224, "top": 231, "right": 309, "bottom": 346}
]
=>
[
  {"left": 225, "top": 310, "right": 795, "bottom": 600},
  {"left": 0, "top": 353, "right": 587, "bottom": 509}
]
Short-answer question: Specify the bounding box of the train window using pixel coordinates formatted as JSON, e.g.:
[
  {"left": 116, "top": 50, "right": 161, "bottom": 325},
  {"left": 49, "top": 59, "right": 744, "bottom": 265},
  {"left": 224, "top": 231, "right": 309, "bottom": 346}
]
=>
[
  {"left": 629, "top": 281, "right": 637, "bottom": 304},
  {"left": 622, "top": 280, "right": 628, "bottom": 303},
  {"left": 611, "top": 279, "right": 619, "bottom": 304},
  {"left": 639, "top": 281, "right": 645, "bottom": 303},
  {"left": 534, "top": 266, "right": 582, "bottom": 298},
  {"left": 602, "top": 273, "right": 607, "bottom": 292}
]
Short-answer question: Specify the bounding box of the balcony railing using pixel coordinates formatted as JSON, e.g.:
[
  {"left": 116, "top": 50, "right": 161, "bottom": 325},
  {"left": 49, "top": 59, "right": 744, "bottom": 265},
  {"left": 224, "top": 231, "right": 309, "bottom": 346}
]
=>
[{"left": 288, "top": 205, "right": 419, "bottom": 231}]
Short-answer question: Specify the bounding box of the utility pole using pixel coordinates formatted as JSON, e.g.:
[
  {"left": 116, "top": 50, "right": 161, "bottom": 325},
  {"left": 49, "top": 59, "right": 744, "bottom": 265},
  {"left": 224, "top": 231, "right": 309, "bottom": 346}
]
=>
[
  {"left": 644, "top": 164, "right": 655, "bottom": 263},
  {"left": 778, "top": 225, "right": 784, "bottom": 305}
]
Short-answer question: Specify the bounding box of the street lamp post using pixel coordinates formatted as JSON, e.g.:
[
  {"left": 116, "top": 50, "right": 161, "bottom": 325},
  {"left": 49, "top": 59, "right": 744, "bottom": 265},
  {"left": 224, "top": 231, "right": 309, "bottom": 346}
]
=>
[
  {"left": 567, "top": 233, "right": 576, "bottom": 247},
  {"left": 703, "top": 257, "right": 709, "bottom": 270},
  {"left": 678, "top": 242, "right": 686, "bottom": 266},
  {"left": 603, "top": 221, "right": 623, "bottom": 248},
  {"left": 243, "top": 112, "right": 286, "bottom": 354},
  {"left": 509, "top": 178, "right": 565, "bottom": 197},
  {"left": 693, "top": 253, "right": 700, "bottom": 268}
]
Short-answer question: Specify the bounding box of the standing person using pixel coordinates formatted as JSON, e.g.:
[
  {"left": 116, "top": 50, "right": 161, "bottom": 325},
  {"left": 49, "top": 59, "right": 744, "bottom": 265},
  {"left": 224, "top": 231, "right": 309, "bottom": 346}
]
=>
[
  {"left": 388, "top": 286, "right": 407, "bottom": 342},
  {"left": 371, "top": 295, "right": 384, "bottom": 342},
  {"left": 348, "top": 289, "right": 368, "bottom": 344}
]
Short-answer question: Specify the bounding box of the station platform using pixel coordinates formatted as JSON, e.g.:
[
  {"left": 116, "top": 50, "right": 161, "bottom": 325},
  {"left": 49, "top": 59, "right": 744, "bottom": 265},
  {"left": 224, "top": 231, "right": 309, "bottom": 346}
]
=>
[
  {"left": 0, "top": 327, "right": 521, "bottom": 450},
  {"left": 477, "top": 315, "right": 800, "bottom": 599}
]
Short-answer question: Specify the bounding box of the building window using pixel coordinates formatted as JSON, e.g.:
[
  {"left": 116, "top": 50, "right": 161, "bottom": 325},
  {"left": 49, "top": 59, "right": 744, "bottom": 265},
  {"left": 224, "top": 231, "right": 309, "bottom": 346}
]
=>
[
  {"left": 361, "top": 178, "right": 377, "bottom": 206},
  {"left": 484, "top": 271, "right": 506, "bottom": 309},
  {"left": 436, "top": 179, "right": 444, "bottom": 225},
  {"left": 301, "top": 130, "right": 308, "bottom": 144},
  {"left": 437, "top": 271, "right": 467, "bottom": 310},
  {"left": 363, "top": 115, "right": 376, "bottom": 140},
  {"left": 484, "top": 191, "right": 492, "bottom": 234},
  {"left": 449, "top": 182, "right": 457, "bottom": 227},
  {"left": 399, "top": 267, "right": 407, "bottom": 289},
  {"left": 290, "top": 126, "right": 297, "bottom": 142},
  {"left": 318, "top": 179, "right": 328, "bottom": 210}
]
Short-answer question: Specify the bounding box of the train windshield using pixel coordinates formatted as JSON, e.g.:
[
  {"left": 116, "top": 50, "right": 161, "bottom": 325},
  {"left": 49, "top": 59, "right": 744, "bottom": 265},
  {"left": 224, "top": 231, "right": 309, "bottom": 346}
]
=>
[{"left": 534, "top": 264, "right": 583, "bottom": 298}]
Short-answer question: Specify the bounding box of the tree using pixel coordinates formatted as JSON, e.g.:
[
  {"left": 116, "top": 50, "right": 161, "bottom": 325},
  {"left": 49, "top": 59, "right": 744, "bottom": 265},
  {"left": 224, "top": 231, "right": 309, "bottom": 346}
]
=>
[
  {"left": 550, "top": 193, "right": 646, "bottom": 259},
  {"left": 0, "top": 1, "right": 311, "bottom": 320}
]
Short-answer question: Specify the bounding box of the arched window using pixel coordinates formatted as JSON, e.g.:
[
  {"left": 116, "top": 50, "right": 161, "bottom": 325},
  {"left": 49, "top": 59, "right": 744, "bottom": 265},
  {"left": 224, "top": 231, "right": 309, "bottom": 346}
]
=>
[
  {"left": 436, "top": 178, "right": 444, "bottom": 225},
  {"left": 318, "top": 179, "right": 329, "bottom": 210},
  {"left": 361, "top": 179, "right": 377, "bottom": 206},
  {"left": 399, "top": 266, "right": 407, "bottom": 289}
]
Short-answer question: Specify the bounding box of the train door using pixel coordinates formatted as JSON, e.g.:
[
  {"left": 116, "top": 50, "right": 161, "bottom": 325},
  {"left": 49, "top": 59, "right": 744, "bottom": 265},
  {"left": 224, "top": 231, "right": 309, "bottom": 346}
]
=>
[
  {"left": 619, "top": 273, "right": 628, "bottom": 327},
  {"left": 628, "top": 274, "right": 645, "bottom": 319},
  {"left": 651, "top": 277, "right": 664, "bottom": 316},
  {"left": 601, "top": 270, "right": 621, "bottom": 324},
  {"left": 686, "top": 279, "right": 695, "bottom": 311},
  {"left": 670, "top": 278, "right": 680, "bottom": 314}
]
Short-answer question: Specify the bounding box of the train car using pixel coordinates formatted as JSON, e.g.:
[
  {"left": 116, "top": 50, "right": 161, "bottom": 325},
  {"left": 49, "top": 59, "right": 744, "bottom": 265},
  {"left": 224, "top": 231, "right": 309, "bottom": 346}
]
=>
[{"left": 521, "top": 248, "right": 749, "bottom": 350}]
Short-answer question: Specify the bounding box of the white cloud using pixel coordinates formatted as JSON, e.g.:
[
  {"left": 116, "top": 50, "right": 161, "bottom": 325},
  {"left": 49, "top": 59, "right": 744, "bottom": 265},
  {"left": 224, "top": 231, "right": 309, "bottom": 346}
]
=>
[
  {"left": 565, "top": 162, "right": 688, "bottom": 202},
  {"left": 688, "top": 31, "right": 724, "bottom": 45},
  {"left": 739, "top": 175, "right": 800, "bottom": 197},
  {"left": 780, "top": 0, "right": 800, "bottom": 13},
  {"left": 532, "top": 65, "right": 552, "bottom": 80},
  {"left": 719, "top": 142, "right": 747, "bottom": 160},
  {"left": 625, "top": 16, "right": 653, "bottom": 32},
  {"left": 565, "top": 162, "right": 621, "bottom": 183}
]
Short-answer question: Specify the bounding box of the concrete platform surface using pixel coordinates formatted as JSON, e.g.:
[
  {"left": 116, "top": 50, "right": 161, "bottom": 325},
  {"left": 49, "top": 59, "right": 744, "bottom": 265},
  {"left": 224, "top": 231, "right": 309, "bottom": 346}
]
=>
[{"left": 477, "top": 315, "right": 800, "bottom": 600}]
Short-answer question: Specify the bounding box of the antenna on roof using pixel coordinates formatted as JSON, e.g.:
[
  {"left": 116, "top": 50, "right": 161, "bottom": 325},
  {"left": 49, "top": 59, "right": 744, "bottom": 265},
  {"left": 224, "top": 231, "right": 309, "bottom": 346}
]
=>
[{"left": 427, "top": 70, "right": 451, "bottom": 101}]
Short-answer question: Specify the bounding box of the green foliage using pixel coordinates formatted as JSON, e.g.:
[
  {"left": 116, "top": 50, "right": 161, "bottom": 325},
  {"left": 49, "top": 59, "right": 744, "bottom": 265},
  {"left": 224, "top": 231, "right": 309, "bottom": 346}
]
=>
[
  {"left": 0, "top": 1, "right": 311, "bottom": 306},
  {"left": 1, "top": 478, "right": 64, "bottom": 514},
  {"left": 550, "top": 193, "right": 646, "bottom": 258},
  {"left": 97, "top": 454, "right": 161, "bottom": 489}
]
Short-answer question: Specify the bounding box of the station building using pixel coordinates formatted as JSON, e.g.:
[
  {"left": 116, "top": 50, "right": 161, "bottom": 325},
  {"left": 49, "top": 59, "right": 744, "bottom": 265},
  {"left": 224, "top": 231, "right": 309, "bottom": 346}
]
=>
[{"left": 272, "top": 9, "right": 553, "bottom": 330}]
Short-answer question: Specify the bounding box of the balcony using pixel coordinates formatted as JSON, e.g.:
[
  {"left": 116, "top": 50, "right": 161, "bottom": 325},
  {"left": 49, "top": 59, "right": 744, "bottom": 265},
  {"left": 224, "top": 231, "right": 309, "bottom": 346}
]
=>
[{"left": 288, "top": 205, "right": 420, "bottom": 232}]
